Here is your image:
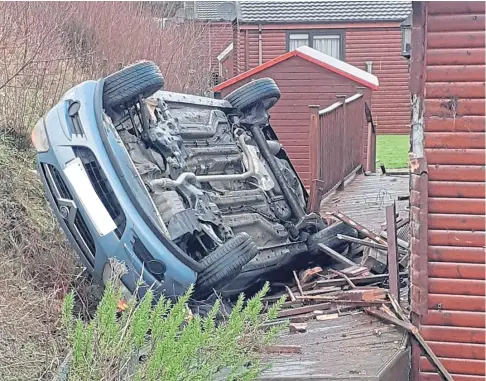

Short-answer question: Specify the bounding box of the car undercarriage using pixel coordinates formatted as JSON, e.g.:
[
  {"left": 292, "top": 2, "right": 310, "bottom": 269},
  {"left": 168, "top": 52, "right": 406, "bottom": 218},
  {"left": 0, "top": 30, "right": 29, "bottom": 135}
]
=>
[
  {"left": 107, "top": 85, "right": 331, "bottom": 293},
  {"left": 35, "top": 61, "right": 356, "bottom": 299}
]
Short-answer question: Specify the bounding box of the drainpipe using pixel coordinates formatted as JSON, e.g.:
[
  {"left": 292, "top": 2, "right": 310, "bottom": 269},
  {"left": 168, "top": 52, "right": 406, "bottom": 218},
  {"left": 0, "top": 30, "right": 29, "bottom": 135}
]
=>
[{"left": 258, "top": 24, "right": 263, "bottom": 65}]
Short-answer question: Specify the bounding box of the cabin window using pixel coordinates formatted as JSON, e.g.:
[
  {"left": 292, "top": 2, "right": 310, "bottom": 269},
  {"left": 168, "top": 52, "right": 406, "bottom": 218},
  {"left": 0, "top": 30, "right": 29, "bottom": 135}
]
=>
[
  {"left": 313, "top": 35, "right": 341, "bottom": 59},
  {"left": 289, "top": 33, "right": 309, "bottom": 50},
  {"left": 287, "top": 31, "right": 345, "bottom": 60}
]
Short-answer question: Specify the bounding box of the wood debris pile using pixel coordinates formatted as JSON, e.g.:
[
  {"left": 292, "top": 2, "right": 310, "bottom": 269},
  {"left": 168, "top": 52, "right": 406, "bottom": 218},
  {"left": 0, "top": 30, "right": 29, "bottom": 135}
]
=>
[{"left": 262, "top": 207, "right": 410, "bottom": 331}]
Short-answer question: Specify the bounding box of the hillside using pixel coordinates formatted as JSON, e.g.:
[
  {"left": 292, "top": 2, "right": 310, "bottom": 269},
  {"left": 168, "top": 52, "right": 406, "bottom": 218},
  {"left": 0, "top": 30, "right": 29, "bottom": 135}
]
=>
[{"left": 0, "top": 3, "right": 212, "bottom": 379}]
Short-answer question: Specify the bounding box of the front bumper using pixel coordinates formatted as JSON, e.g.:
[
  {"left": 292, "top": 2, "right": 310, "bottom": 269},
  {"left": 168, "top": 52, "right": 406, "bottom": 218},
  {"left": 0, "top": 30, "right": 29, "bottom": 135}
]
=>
[{"left": 36, "top": 80, "right": 197, "bottom": 298}]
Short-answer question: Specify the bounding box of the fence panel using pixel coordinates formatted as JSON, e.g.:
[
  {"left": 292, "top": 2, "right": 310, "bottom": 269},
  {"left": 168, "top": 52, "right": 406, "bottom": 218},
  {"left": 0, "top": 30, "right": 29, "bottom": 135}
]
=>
[
  {"left": 308, "top": 93, "right": 369, "bottom": 213},
  {"left": 343, "top": 95, "right": 365, "bottom": 175}
]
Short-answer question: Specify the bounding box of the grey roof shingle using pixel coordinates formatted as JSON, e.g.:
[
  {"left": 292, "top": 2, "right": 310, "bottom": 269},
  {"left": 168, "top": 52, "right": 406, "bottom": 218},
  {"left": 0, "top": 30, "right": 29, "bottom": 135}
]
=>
[
  {"left": 193, "top": 1, "right": 237, "bottom": 21},
  {"left": 238, "top": 1, "right": 411, "bottom": 23}
]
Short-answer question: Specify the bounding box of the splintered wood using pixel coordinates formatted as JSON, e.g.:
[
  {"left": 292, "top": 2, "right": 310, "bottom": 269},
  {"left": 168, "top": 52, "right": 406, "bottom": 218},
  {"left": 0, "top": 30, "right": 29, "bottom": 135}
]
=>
[
  {"left": 274, "top": 267, "right": 390, "bottom": 327},
  {"left": 263, "top": 211, "right": 409, "bottom": 336}
]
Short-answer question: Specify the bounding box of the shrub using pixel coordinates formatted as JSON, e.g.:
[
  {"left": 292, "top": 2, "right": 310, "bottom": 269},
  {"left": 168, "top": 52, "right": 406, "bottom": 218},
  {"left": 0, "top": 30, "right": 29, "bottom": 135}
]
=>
[{"left": 61, "top": 279, "right": 285, "bottom": 381}]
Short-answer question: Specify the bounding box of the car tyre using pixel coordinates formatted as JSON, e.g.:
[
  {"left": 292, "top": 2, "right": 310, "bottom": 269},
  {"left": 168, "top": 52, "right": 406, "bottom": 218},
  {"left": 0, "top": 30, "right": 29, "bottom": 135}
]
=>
[
  {"left": 224, "top": 78, "right": 281, "bottom": 111},
  {"left": 196, "top": 233, "right": 258, "bottom": 297},
  {"left": 307, "top": 222, "right": 358, "bottom": 254},
  {"left": 103, "top": 61, "right": 164, "bottom": 109}
]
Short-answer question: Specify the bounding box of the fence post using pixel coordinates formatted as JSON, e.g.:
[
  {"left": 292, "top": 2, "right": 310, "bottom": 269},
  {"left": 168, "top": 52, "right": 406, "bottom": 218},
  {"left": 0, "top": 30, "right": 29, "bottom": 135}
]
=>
[
  {"left": 336, "top": 95, "right": 347, "bottom": 190},
  {"left": 308, "top": 105, "right": 320, "bottom": 214},
  {"left": 365, "top": 102, "right": 376, "bottom": 173},
  {"left": 386, "top": 202, "right": 400, "bottom": 302}
]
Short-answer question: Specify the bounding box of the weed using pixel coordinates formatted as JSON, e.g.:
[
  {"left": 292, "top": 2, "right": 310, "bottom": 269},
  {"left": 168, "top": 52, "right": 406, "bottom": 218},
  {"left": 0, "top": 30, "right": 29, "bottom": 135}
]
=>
[{"left": 61, "top": 278, "right": 285, "bottom": 381}]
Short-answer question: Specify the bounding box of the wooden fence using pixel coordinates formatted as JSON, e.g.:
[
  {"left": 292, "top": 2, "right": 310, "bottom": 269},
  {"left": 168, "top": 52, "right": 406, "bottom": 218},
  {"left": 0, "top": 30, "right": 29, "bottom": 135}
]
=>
[{"left": 307, "top": 93, "right": 376, "bottom": 213}]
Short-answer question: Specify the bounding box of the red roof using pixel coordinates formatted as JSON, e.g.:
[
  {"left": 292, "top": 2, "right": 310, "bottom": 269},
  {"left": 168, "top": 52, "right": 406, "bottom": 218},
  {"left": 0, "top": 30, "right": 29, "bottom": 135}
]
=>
[{"left": 214, "top": 46, "right": 380, "bottom": 92}]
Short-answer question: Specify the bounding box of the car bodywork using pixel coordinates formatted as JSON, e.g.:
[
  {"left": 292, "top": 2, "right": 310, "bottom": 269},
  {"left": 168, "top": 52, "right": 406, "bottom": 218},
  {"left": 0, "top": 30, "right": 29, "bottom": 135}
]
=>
[{"left": 33, "top": 63, "right": 351, "bottom": 299}]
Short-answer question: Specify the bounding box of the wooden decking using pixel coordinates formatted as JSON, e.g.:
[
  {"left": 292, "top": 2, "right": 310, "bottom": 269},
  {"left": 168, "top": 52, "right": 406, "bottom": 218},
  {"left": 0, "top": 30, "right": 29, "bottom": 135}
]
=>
[
  {"left": 320, "top": 173, "right": 410, "bottom": 235},
  {"left": 260, "top": 313, "right": 409, "bottom": 381},
  {"left": 260, "top": 173, "right": 411, "bottom": 380}
]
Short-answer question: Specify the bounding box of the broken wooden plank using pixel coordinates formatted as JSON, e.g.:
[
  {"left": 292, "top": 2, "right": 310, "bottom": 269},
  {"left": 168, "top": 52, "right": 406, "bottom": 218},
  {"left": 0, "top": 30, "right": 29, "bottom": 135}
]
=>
[
  {"left": 329, "top": 268, "right": 356, "bottom": 289},
  {"left": 277, "top": 302, "right": 331, "bottom": 318},
  {"left": 285, "top": 286, "right": 296, "bottom": 302},
  {"left": 304, "top": 286, "right": 341, "bottom": 296},
  {"left": 289, "top": 323, "right": 308, "bottom": 333},
  {"left": 293, "top": 271, "right": 304, "bottom": 296},
  {"left": 331, "top": 300, "right": 390, "bottom": 306},
  {"left": 296, "top": 295, "right": 387, "bottom": 304},
  {"left": 332, "top": 211, "right": 388, "bottom": 245},
  {"left": 317, "top": 243, "right": 356, "bottom": 267},
  {"left": 337, "top": 234, "right": 408, "bottom": 256},
  {"left": 316, "top": 272, "right": 408, "bottom": 288},
  {"left": 381, "top": 230, "right": 409, "bottom": 250},
  {"left": 340, "top": 266, "right": 369, "bottom": 277},
  {"left": 335, "top": 288, "right": 386, "bottom": 302},
  {"left": 386, "top": 293, "right": 454, "bottom": 381},
  {"left": 396, "top": 217, "right": 410, "bottom": 230},
  {"left": 386, "top": 203, "right": 400, "bottom": 302},
  {"left": 316, "top": 313, "right": 339, "bottom": 321},
  {"left": 337, "top": 234, "right": 389, "bottom": 250},
  {"left": 387, "top": 292, "right": 408, "bottom": 322},
  {"left": 364, "top": 308, "right": 414, "bottom": 332},
  {"left": 299, "top": 266, "right": 323, "bottom": 283}
]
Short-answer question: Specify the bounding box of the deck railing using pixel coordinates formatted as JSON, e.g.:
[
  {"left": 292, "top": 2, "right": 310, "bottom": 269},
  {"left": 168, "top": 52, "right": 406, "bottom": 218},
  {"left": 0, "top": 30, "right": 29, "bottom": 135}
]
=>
[{"left": 308, "top": 93, "right": 375, "bottom": 213}]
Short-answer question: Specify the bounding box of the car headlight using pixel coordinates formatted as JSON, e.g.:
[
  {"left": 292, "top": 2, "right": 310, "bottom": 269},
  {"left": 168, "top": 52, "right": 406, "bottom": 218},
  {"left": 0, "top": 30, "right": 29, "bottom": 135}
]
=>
[{"left": 31, "top": 118, "right": 50, "bottom": 152}]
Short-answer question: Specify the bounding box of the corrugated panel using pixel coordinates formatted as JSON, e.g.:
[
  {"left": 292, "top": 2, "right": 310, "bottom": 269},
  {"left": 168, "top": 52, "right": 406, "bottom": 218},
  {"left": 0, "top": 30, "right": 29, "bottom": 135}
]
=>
[
  {"left": 411, "top": 2, "right": 486, "bottom": 380},
  {"left": 220, "top": 55, "right": 371, "bottom": 187},
  {"left": 346, "top": 28, "right": 411, "bottom": 134}
]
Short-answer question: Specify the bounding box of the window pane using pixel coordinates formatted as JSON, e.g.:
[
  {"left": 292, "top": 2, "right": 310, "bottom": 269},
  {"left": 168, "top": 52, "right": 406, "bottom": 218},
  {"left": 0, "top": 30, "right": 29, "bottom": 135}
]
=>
[
  {"left": 289, "top": 33, "right": 309, "bottom": 51},
  {"left": 313, "top": 35, "right": 341, "bottom": 59}
]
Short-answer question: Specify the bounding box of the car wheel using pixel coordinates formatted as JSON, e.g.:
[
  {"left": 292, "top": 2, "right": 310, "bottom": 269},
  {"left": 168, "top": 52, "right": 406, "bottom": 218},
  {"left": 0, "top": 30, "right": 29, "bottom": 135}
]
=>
[
  {"left": 307, "top": 222, "right": 358, "bottom": 254},
  {"left": 195, "top": 233, "right": 258, "bottom": 297},
  {"left": 224, "top": 78, "right": 281, "bottom": 111},
  {"left": 103, "top": 61, "right": 164, "bottom": 109}
]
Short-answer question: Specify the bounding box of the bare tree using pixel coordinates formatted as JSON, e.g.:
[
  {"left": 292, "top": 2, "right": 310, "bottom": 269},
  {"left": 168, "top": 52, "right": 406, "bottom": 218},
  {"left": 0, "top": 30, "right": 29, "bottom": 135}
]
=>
[{"left": 0, "top": 2, "right": 212, "bottom": 143}]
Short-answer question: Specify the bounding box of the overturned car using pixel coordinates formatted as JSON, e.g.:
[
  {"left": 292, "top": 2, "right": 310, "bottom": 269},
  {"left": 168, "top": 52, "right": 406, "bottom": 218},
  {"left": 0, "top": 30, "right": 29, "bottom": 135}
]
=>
[{"left": 32, "top": 61, "right": 355, "bottom": 299}]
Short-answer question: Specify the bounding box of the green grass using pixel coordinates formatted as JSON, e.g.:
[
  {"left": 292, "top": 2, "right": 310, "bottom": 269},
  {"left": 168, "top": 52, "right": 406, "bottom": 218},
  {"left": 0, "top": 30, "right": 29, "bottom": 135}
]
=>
[{"left": 376, "top": 135, "right": 409, "bottom": 169}]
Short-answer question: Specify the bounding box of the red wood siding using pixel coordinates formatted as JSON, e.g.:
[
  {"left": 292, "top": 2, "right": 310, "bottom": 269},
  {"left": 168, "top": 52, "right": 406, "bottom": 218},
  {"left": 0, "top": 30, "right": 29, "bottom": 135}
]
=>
[
  {"left": 233, "top": 22, "right": 410, "bottom": 134},
  {"left": 410, "top": 2, "right": 486, "bottom": 381},
  {"left": 219, "top": 56, "right": 371, "bottom": 187},
  {"left": 346, "top": 28, "right": 410, "bottom": 134},
  {"left": 208, "top": 22, "right": 233, "bottom": 75}
]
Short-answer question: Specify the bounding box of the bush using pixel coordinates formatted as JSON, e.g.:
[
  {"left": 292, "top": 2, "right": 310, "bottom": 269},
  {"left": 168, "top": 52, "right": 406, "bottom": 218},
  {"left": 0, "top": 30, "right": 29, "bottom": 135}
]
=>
[{"left": 61, "top": 278, "right": 285, "bottom": 381}]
